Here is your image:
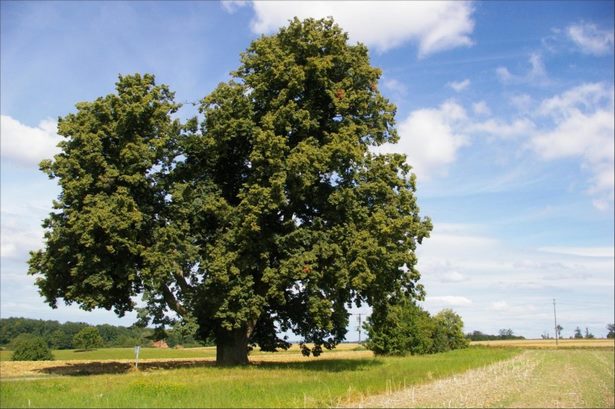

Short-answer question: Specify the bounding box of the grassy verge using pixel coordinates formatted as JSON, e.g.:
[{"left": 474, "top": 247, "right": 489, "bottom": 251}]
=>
[{"left": 0, "top": 347, "right": 518, "bottom": 408}]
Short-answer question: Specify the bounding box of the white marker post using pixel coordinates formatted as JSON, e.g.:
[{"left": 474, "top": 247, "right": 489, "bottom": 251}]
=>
[{"left": 134, "top": 345, "right": 141, "bottom": 369}]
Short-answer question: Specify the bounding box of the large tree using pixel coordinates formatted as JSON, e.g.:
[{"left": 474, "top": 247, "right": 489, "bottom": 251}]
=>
[{"left": 29, "top": 18, "right": 432, "bottom": 365}]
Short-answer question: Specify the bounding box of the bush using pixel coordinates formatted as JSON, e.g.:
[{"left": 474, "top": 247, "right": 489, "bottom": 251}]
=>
[
  {"left": 11, "top": 335, "right": 54, "bottom": 361},
  {"left": 73, "top": 327, "right": 104, "bottom": 350}
]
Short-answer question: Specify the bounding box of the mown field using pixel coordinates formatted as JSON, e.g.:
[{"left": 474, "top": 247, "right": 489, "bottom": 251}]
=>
[
  {"left": 470, "top": 338, "right": 615, "bottom": 349},
  {"left": 0, "top": 341, "right": 612, "bottom": 408}
]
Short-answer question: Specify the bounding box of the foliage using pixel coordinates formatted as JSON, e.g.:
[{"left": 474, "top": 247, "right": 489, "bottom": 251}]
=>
[
  {"left": 28, "top": 18, "right": 431, "bottom": 365},
  {"left": 607, "top": 323, "right": 615, "bottom": 339},
  {"left": 364, "top": 300, "right": 467, "bottom": 356},
  {"left": 73, "top": 327, "right": 104, "bottom": 350},
  {"left": 10, "top": 334, "right": 54, "bottom": 361},
  {"left": 364, "top": 300, "right": 434, "bottom": 355},
  {"left": 432, "top": 309, "right": 469, "bottom": 352},
  {"left": 0, "top": 317, "right": 153, "bottom": 349}
]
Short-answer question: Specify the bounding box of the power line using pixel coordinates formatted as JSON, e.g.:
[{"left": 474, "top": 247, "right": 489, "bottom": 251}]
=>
[{"left": 553, "top": 298, "right": 559, "bottom": 347}]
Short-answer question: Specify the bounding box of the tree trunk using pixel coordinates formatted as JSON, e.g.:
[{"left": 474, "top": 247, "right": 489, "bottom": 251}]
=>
[{"left": 215, "top": 327, "right": 250, "bottom": 366}]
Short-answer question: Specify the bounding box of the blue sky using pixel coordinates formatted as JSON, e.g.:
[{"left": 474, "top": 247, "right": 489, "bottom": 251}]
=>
[{"left": 1, "top": 1, "right": 613, "bottom": 339}]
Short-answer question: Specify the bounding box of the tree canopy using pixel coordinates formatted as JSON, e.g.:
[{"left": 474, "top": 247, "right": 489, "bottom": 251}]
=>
[{"left": 28, "top": 17, "right": 432, "bottom": 365}]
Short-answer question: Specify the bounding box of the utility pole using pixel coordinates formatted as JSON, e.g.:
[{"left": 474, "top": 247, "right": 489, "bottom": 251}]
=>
[
  {"left": 553, "top": 299, "right": 558, "bottom": 347},
  {"left": 357, "top": 314, "right": 362, "bottom": 344}
]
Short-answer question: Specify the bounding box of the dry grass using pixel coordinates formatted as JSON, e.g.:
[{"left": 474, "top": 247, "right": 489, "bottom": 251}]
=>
[
  {"left": 471, "top": 338, "right": 614, "bottom": 349},
  {"left": 0, "top": 345, "right": 372, "bottom": 379}
]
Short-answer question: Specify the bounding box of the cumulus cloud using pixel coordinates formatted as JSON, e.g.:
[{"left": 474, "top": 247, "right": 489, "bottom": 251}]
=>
[
  {"left": 531, "top": 83, "right": 614, "bottom": 209},
  {"left": 1, "top": 115, "right": 61, "bottom": 167},
  {"left": 448, "top": 79, "right": 470, "bottom": 92},
  {"left": 496, "top": 53, "right": 550, "bottom": 85},
  {"left": 467, "top": 118, "right": 535, "bottom": 139},
  {"left": 229, "top": 1, "right": 475, "bottom": 56},
  {"left": 378, "top": 100, "right": 468, "bottom": 179},
  {"left": 567, "top": 22, "right": 614, "bottom": 56}
]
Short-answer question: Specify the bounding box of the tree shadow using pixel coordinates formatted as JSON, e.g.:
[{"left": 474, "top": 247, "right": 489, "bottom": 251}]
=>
[
  {"left": 36, "top": 357, "right": 381, "bottom": 377},
  {"left": 38, "top": 359, "right": 216, "bottom": 376},
  {"left": 250, "top": 358, "right": 382, "bottom": 372}
]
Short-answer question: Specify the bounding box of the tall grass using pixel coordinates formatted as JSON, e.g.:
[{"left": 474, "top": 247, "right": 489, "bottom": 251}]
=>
[{"left": 0, "top": 347, "right": 518, "bottom": 408}]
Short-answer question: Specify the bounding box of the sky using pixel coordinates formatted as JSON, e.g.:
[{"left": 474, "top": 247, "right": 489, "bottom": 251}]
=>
[{"left": 1, "top": 1, "right": 614, "bottom": 340}]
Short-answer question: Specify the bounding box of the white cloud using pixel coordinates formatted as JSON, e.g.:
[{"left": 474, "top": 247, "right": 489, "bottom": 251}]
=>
[
  {"left": 220, "top": 0, "right": 248, "bottom": 14},
  {"left": 496, "top": 53, "right": 549, "bottom": 85},
  {"left": 467, "top": 118, "right": 535, "bottom": 138},
  {"left": 441, "top": 270, "right": 466, "bottom": 283},
  {"left": 448, "top": 79, "right": 470, "bottom": 92},
  {"left": 1, "top": 115, "right": 61, "bottom": 167},
  {"left": 237, "top": 1, "right": 475, "bottom": 56},
  {"left": 381, "top": 77, "right": 408, "bottom": 98},
  {"left": 508, "top": 94, "right": 534, "bottom": 112},
  {"left": 567, "top": 22, "right": 614, "bottom": 56},
  {"left": 531, "top": 83, "right": 614, "bottom": 209},
  {"left": 538, "top": 246, "right": 614, "bottom": 258},
  {"left": 472, "top": 101, "right": 491, "bottom": 116},
  {"left": 378, "top": 100, "right": 468, "bottom": 179},
  {"left": 0, "top": 210, "right": 45, "bottom": 261},
  {"left": 429, "top": 296, "right": 473, "bottom": 306}
]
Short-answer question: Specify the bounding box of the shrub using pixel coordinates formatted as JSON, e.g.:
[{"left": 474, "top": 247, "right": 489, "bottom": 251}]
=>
[{"left": 11, "top": 334, "right": 54, "bottom": 361}]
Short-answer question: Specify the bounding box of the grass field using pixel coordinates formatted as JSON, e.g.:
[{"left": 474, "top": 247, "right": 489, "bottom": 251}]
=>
[
  {"left": 0, "top": 347, "right": 518, "bottom": 408},
  {"left": 0, "top": 342, "right": 613, "bottom": 408}
]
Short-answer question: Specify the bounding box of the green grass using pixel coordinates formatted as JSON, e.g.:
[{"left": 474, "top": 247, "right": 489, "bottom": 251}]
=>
[{"left": 0, "top": 347, "right": 518, "bottom": 408}]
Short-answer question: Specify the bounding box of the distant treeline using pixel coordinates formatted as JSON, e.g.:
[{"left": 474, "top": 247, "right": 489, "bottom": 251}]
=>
[
  {"left": 465, "top": 329, "right": 526, "bottom": 341},
  {"left": 0, "top": 317, "right": 204, "bottom": 349}
]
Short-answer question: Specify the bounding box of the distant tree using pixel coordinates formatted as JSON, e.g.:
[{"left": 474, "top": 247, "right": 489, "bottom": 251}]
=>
[
  {"left": 48, "top": 329, "right": 72, "bottom": 349},
  {"left": 364, "top": 299, "right": 435, "bottom": 356},
  {"left": 498, "top": 329, "right": 514, "bottom": 339},
  {"left": 584, "top": 327, "right": 595, "bottom": 339},
  {"left": 574, "top": 327, "right": 583, "bottom": 339},
  {"left": 555, "top": 325, "right": 563, "bottom": 339},
  {"left": 73, "top": 327, "right": 104, "bottom": 350},
  {"left": 607, "top": 323, "right": 615, "bottom": 339},
  {"left": 541, "top": 332, "right": 551, "bottom": 339},
  {"left": 432, "top": 309, "right": 468, "bottom": 352},
  {"left": 11, "top": 335, "right": 53, "bottom": 361}
]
